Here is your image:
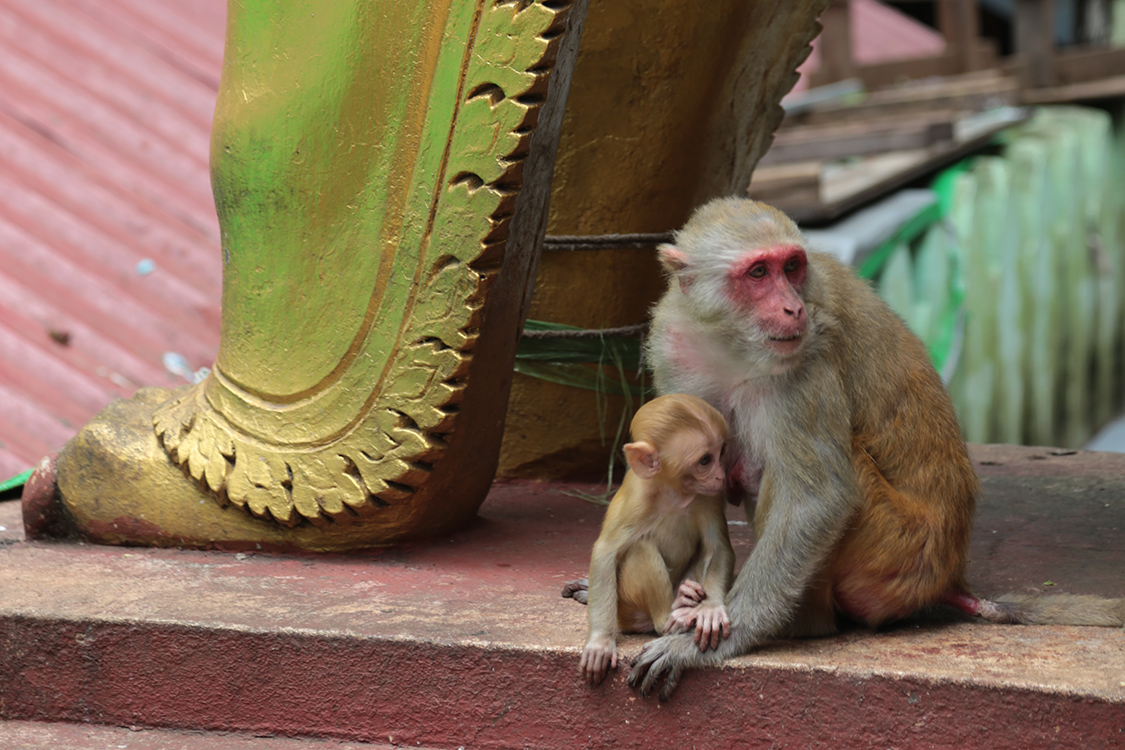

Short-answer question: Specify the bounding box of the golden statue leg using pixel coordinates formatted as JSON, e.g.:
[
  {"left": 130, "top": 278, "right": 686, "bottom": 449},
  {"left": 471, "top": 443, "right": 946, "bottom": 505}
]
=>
[{"left": 25, "top": 0, "right": 587, "bottom": 550}]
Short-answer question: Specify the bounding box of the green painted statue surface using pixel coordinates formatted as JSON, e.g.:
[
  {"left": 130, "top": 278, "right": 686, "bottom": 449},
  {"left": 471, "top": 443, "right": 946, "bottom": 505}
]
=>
[{"left": 157, "top": 0, "right": 573, "bottom": 526}]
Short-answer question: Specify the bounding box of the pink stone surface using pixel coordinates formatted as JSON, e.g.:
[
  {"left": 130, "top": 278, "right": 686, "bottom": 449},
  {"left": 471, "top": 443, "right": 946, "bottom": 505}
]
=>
[
  {"left": 0, "top": 446, "right": 1122, "bottom": 749},
  {"left": 0, "top": 720, "right": 403, "bottom": 750}
]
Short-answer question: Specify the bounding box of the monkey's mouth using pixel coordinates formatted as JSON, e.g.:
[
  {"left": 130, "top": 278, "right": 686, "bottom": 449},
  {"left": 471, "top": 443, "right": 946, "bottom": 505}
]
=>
[{"left": 765, "top": 333, "right": 804, "bottom": 355}]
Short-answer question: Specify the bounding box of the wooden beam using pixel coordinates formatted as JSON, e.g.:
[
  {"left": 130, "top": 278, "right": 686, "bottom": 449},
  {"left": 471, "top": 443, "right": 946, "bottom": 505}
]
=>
[
  {"left": 812, "top": 0, "right": 854, "bottom": 86},
  {"left": 789, "top": 72, "right": 1020, "bottom": 127},
  {"left": 1014, "top": 0, "right": 1057, "bottom": 88},
  {"left": 747, "top": 162, "right": 822, "bottom": 207},
  {"left": 938, "top": 0, "right": 982, "bottom": 73},
  {"left": 1052, "top": 45, "right": 1125, "bottom": 85},
  {"left": 1022, "top": 73, "right": 1125, "bottom": 104},
  {"left": 825, "top": 38, "right": 997, "bottom": 93}
]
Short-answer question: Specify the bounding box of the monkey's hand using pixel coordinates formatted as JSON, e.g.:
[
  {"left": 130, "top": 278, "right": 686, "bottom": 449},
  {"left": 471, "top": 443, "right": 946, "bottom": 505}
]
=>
[
  {"left": 627, "top": 632, "right": 718, "bottom": 701},
  {"left": 664, "top": 603, "right": 698, "bottom": 635},
  {"left": 580, "top": 635, "right": 618, "bottom": 686},
  {"left": 673, "top": 579, "right": 706, "bottom": 608},
  {"left": 664, "top": 580, "right": 708, "bottom": 635},
  {"left": 664, "top": 579, "right": 708, "bottom": 634},
  {"left": 691, "top": 601, "right": 730, "bottom": 652}
]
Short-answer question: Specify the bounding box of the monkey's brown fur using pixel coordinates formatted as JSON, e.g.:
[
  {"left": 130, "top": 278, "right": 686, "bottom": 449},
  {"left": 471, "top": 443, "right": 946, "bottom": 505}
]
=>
[
  {"left": 570, "top": 394, "right": 734, "bottom": 685},
  {"left": 629, "top": 198, "right": 1124, "bottom": 699}
]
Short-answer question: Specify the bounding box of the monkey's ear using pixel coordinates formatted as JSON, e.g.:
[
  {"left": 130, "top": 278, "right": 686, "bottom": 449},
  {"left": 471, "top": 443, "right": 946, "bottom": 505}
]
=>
[
  {"left": 624, "top": 441, "right": 660, "bottom": 479},
  {"left": 658, "top": 244, "right": 694, "bottom": 294},
  {"left": 658, "top": 244, "right": 688, "bottom": 272}
]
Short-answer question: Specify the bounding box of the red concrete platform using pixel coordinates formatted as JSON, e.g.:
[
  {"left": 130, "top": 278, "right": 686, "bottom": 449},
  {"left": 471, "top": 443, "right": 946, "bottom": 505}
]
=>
[
  {"left": 0, "top": 719, "right": 406, "bottom": 750},
  {"left": 0, "top": 444, "right": 1123, "bottom": 749}
]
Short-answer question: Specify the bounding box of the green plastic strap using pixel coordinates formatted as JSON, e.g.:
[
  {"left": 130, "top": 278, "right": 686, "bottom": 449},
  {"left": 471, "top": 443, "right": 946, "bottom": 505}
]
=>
[
  {"left": 851, "top": 159, "right": 973, "bottom": 374},
  {"left": 856, "top": 200, "right": 944, "bottom": 280},
  {"left": 0, "top": 468, "right": 31, "bottom": 495},
  {"left": 931, "top": 159, "right": 973, "bottom": 215}
]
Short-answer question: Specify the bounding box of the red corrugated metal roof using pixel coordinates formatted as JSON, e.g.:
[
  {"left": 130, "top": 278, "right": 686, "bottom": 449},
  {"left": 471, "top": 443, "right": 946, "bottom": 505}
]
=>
[{"left": 0, "top": 0, "right": 226, "bottom": 478}]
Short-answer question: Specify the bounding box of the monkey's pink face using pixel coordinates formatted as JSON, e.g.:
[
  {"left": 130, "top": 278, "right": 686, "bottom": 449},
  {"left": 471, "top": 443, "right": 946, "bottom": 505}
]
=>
[{"left": 726, "top": 246, "right": 808, "bottom": 353}]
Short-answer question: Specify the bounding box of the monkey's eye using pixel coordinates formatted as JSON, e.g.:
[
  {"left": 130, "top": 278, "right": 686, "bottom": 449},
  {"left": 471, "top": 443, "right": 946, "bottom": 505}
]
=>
[
  {"left": 784, "top": 257, "right": 802, "bottom": 273},
  {"left": 747, "top": 264, "right": 767, "bottom": 279},
  {"left": 720, "top": 443, "right": 727, "bottom": 458},
  {"left": 698, "top": 454, "right": 712, "bottom": 467}
]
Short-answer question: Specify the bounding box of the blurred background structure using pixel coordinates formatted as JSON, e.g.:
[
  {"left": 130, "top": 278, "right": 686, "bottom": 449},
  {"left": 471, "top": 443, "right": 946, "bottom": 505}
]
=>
[
  {"left": 750, "top": 0, "right": 1125, "bottom": 451},
  {"left": 0, "top": 0, "right": 1123, "bottom": 490}
]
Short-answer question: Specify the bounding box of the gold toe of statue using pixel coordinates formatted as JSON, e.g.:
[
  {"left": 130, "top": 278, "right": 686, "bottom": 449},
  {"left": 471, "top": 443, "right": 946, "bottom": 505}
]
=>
[{"left": 51, "top": 387, "right": 454, "bottom": 551}]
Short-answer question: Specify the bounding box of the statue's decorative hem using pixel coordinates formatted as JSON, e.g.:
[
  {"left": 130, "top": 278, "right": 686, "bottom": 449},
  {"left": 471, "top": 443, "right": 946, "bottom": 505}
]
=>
[{"left": 153, "top": 0, "right": 573, "bottom": 526}]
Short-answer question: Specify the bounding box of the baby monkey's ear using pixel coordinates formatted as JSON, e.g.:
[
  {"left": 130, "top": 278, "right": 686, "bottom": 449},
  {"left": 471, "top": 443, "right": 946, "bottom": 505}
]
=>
[{"left": 623, "top": 441, "right": 660, "bottom": 480}]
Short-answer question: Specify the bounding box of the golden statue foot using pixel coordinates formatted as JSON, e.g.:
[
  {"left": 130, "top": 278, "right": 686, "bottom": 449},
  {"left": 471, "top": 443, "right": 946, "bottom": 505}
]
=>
[
  {"left": 24, "top": 0, "right": 586, "bottom": 550},
  {"left": 27, "top": 387, "right": 466, "bottom": 551}
]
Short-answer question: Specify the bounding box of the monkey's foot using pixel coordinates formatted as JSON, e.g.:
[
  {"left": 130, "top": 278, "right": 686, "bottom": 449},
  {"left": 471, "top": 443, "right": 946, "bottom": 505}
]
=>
[
  {"left": 26, "top": 387, "right": 464, "bottom": 551},
  {"left": 561, "top": 578, "right": 589, "bottom": 604}
]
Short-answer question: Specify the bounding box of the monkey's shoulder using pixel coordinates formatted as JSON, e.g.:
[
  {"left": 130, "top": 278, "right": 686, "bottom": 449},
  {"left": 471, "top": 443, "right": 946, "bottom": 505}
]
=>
[{"left": 806, "top": 252, "right": 930, "bottom": 362}]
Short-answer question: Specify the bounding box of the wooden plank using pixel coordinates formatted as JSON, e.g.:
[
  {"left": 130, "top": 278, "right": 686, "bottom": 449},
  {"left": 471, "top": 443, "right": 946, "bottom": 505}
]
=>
[
  {"left": 864, "top": 69, "right": 1014, "bottom": 103},
  {"left": 820, "top": 151, "right": 931, "bottom": 206},
  {"left": 765, "top": 108, "right": 1031, "bottom": 225},
  {"left": 789, "top": 73, "right": 1020, "bottom": 127},
  {"left": 853, "top": 52, "right": 963, "bottom": 89},
  {"left": 1021, "top": 73, "right": 1125, "bottom": 103},
  {"left": 1001, "top": 44, "right": 1125, "bottom": 88},
  {"left": 759, "top": 115, "right": 955, "bottom": 166},
  {"left": 846, "top": 39, "right": 998, "bottom": 91},
  {"left": 747, "top": 161, "right": 822, "bottom": 205},
  {"left": 1052, "top": 45, "right": 1125, "bottom": 85}
]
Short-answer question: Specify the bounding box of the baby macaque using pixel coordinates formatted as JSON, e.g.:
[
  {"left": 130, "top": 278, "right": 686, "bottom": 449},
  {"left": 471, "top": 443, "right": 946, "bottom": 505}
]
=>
[
  {"left": 564, "top": 393, "right": 735, "bottom": 685},
  {"left": 628, "top": 197, "right": 1125, "bottom": 700}
]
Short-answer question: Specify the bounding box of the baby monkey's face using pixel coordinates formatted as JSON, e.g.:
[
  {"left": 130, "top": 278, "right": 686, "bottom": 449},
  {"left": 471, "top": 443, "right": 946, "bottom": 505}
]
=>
[{"left": 668, "top": 427, "right": 726, "bottom": 497}]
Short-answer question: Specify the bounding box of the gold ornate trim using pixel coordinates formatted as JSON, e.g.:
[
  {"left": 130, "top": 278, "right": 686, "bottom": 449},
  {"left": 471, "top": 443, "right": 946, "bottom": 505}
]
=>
[{"left": 154, "top": 0, "right": 572, "bottom": 526}]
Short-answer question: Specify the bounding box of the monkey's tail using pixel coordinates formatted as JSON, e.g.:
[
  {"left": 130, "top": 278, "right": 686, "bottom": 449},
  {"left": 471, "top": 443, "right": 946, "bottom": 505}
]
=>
[{"left": 975, "top": 593, "right": 1125, "bottom": 627}]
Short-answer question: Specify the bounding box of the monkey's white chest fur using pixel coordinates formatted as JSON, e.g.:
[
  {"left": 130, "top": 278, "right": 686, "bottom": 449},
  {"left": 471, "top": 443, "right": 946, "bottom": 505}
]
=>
[{"left": 647, "top": 312, "right": 781, "bottom": 462}]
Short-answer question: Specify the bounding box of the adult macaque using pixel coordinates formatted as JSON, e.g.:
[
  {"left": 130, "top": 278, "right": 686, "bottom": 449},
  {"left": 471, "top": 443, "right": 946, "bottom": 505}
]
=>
[
  {"left": 630, "top": 198, "right": 1125, "bottom": 700},
  {"left": 564, "top": 393, "right": 735, "bottom": 685}
]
